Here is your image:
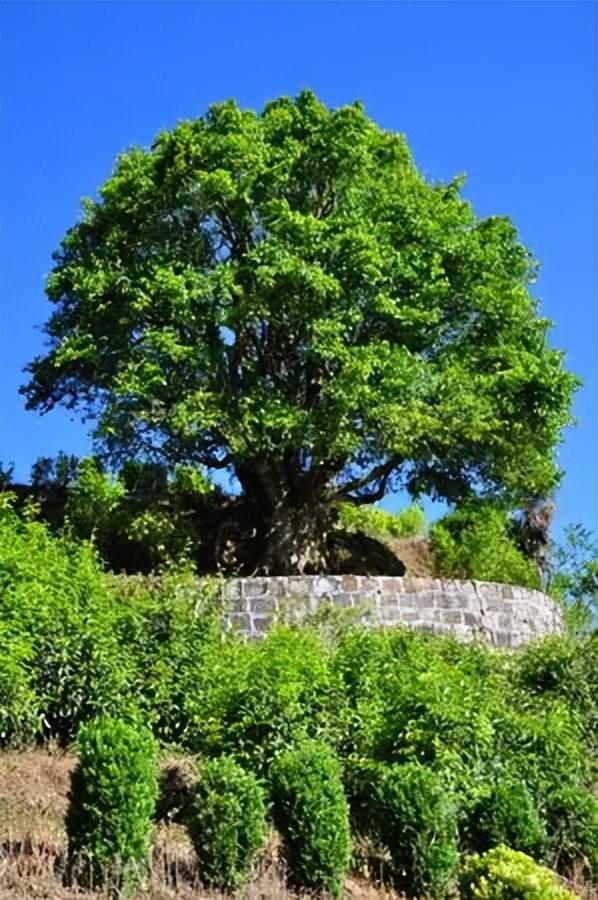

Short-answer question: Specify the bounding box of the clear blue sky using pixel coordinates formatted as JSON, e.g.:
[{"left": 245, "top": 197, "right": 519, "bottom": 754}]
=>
[{"left": 1, "top": 1, "right": 596, "bottom": 537}]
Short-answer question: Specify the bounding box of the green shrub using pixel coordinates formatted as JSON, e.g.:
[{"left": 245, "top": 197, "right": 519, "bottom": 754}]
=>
[
  {"left": 65, "top": 457, "right": 220, "bottom": 573},
  {"left": 110, "top": 572, "right": 224, "bottom": 747},
  {"left": 459, "top": 845, "right": 577, "bottom": 899},
  {"left": 469, "top": 778, "right": 546, "bottom": 858},
  {"left": 348, "top": 759, "right": 458, "bottom": 898},
  {"left": 182, "top": 626, "right": 346, "bottom": 772},
  {"left": 338, "top": 502, "right": 425, "bottom": 541},
  {"left": 270, "top": 740, "right": 351, "bottom": 896},
  {"left": 66, "top": 717, "right": 158, "bottom": 893},
  {"left": 186, "top": 756, "right": 267, "bottom": 890},
  {"left": 0, "top": 625, "right": 37, "bottom": 744},
  {"left": 515, "top": 634, "right": 598, "bottom": 756},
  {"left": 0, "top": 500, "right": 135, "bottom": 743},
  {"left": 430, "top": 505, "right": 540, "bottom": 587},
  {"left": 545, "top": 785, "right": 598, "bottom": 877}
]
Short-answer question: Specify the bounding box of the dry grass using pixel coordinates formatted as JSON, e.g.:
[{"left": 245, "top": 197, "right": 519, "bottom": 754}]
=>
[{"left": 388, "top": 537, "right": 434, "bottom": 578}]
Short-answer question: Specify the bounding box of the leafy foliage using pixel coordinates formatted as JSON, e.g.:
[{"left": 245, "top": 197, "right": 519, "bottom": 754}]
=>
[
  {"left": 22, "top": 90, "right": 578, "bottom": 572},
  {"left": 66, "top": 717, "right": 158, "bottom": 892},
  {"left": 545, "top": 785, "right": 598, "bottom": 877},
  {"left": 0, "top": 498, "right": 135, "bottom": 743},
  {"left": 546, "top": 524, "right": 598, "bottom": 631},
  {"left": 430, "top": 504, "right": 541, "bottom": 587},
  {"left": 348, "top": 759, "right": 458, "bottom": 898},
  {"left": 187, "top": 756, "right": 267, "bottom": 890},
  {"left": 65, "top": 457, "right": 221, "bottom": 573},
  {"left": 270, "top": 740, "right": 352, "bottom": 896},
  {"left": 178, "top": 625, "right": 346, "bottom": 772},
  {"left": 337, "top": 502, "right": 425, "bottom": 541},
  {"left": 471, "top": 778, "right": 547, "bottom": 858},
  {"left": 514, "top": 633, "right": 598, "bottom": 757},
  {"left": 459, "top": 846, "right": 577, "bottom": 899}
]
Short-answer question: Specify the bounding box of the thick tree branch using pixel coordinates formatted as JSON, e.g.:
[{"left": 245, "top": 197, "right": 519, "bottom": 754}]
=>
[{"left": 333, "top": 456, "right": 401, "bottom": 501}]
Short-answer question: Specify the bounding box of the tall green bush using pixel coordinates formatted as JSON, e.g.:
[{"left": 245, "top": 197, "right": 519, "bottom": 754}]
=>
[
  {"left": 469, "top": 778, "right": 546, "bottom": 858},
  {"left": 186, "top": 756, "right": 267, "bottom": 890},
  {"left": 515, "top": 634, "right": 598, "bottom": 756},
  {"left": 66, "top": 717, "right": 158, "bottom": 892},
  {"left": 109, "top": 571, "right": 224, "bottom": 747},
  {"left": 0, "top": 624, "right": 37, "bottom": 744},
  {"left": 348, "top": 759, "right": 458, "bottom": 898},
  {"left": 181, "top": 626, "right": 346, "bottom": 771},
  {"left": 545, "top": 785, "right": 598, "bottom": 878},
  {"left": 270, "top": 740, "right": 351, "bottom": 897}
]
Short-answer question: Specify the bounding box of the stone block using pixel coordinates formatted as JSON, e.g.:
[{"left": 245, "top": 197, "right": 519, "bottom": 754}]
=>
[
  {"left": 380, "top": 607, "right": 404, "bottom": 625},
  {"left": 342, "top": 575, "right": 359, "bottom": 592},
  {"left": 251, "top": 614, "right": 273, "bottom": 633},
  {"left": 312, "top": 576, "right": 341, "bottom": 598},
  {"left": 360, "top": 577, "right": 379, "bottom": 591},
  {"left": 435, "top": 594, "right": 464, "bottom": 610},
  {"left": 222, "top": 580, "right": 242, "bottom": 603},
  {"left": 242, "top": 579, "right": 269, "bottom": 598},
  {"left": 397, "top": 610, "right": 420, "bottom": 623},
  {"left": 227, "top": 613, "right": 251, "bottom": 634},
  {"left": 381, "top": 578, "right": 400, "bottom": 596},
  {"left": 442, "top": 610, "right": 464, "bottom": 625},
  {"left": 251, "top": 595, "right": 279, "bottom": 614}
]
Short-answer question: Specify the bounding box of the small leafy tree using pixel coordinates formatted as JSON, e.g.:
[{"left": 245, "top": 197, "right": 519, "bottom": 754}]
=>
[
  {"left": 430, "top": 504, "right": 541, "bottom": 587},
  {"left": 471, "top": 778, "right": 547, "bottom": 858},
  {"left": 348, "top": 759, "right": 458, "bottom": 898},
  {"left": 23, "top": 90, "right": 577, "bottom": 574}
]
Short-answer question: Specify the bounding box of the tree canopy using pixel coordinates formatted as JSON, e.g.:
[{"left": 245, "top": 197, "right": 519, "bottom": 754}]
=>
[{"left": 23, "top": 90, "right": 578, "bottom": 573}]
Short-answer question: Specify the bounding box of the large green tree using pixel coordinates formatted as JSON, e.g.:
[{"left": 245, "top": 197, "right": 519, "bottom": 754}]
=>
[{"left": 23, "top": 91, "right": 578, "bottom": 573}]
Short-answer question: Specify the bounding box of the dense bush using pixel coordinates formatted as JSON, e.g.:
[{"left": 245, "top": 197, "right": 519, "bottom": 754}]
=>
[
  {"left": 514, "top": 633, "right": 598, "bottom": 756},
  {"left": 348, "top": 759, "right": 458, "bottom": 898},
  {"left": 65, "top": 457, "right": 220, "bottom": 573},
  {"left": 459, "top": 845, "right": 577, "bottom": 899},
  {"left": 109, "top": 572, "right": 224, "bottom": 747},
  {"left": 0, "top": 625, "right": 37, "bottom": 743},
  {"left": 0, "top": 499, "right": 135, "bottom": 743},
  {"left": 66, "top": 717, "right": 158, "bottom": 892},
  {"left": 338, "top": 501, "right": 425, "bottom": 541},
  {"left": 186, "top": 756, "right": 267, "bottom": 890},
  {"left": 545, "top": 785, "right": 598, "bottom": 877},
  {"left": 470, "top": 778, "right": 546, "bottom": 858},
  {"left": 270, "top": 740, "right": 351, "bottom": 896},
  {"left": 178, "top": 625, "right": 346, "bottom": 772},
  {"left": 430, "top": 504, "right": 541, "bottom": 587}
]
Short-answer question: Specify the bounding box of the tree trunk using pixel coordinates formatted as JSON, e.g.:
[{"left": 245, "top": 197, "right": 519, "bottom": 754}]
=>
[{"left": 234, "top": 459, "right": 335, "bottom": 575}]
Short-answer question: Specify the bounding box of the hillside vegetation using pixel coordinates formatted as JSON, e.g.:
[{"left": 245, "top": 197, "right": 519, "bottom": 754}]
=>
[{"left": 0, "top": 498, "right": 597, "bottom": 897}]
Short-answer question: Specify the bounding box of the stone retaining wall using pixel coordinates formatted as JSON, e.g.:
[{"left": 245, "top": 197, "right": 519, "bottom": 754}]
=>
[{"left": 219, "top": 575, "right": 563, "bottom": 647}]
